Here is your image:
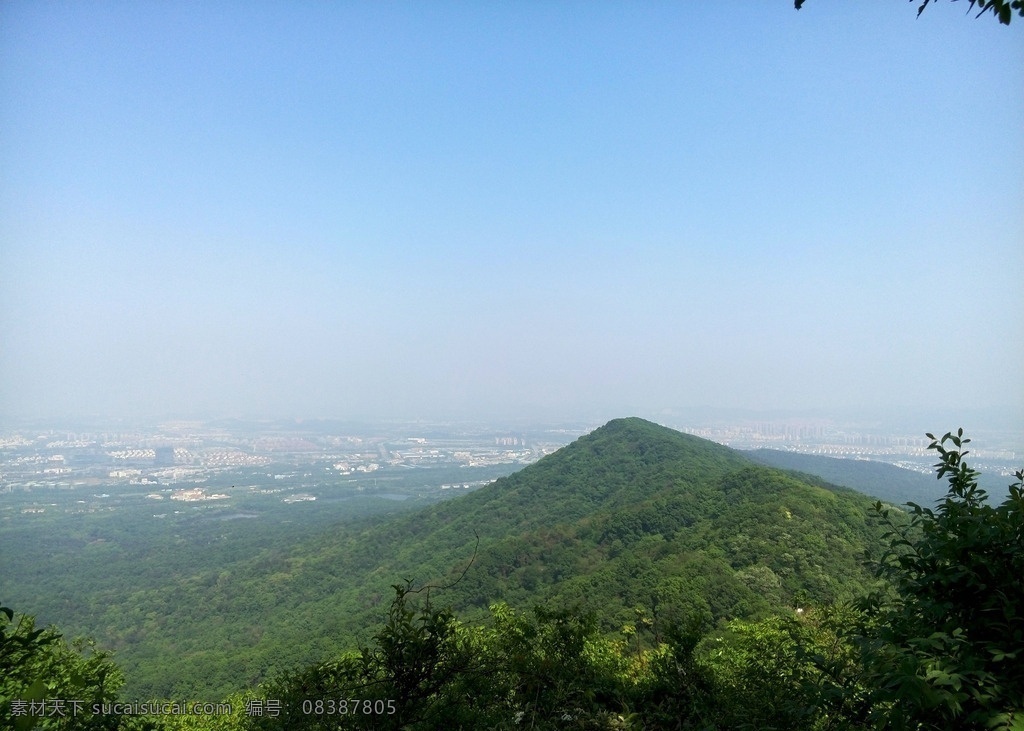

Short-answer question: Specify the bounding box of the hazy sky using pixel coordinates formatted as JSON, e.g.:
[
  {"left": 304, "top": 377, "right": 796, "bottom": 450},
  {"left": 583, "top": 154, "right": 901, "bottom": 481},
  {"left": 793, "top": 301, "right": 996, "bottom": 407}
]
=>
[{"left": 1, "top": 2, "right": 1021, "bottom": 426}]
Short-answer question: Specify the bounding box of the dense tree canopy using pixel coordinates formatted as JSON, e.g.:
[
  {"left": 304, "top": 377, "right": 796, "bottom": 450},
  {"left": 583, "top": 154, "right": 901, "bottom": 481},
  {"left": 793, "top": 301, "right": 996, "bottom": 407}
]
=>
[
  {"left": 217, "top": 429, "right": 1024, "bottom": 731},
  {"left": 853, "top": 431, "right": 1024, "bottom": 729},
  {"left": 4, "top": 428, "right": 1021, "bottom": 730}
]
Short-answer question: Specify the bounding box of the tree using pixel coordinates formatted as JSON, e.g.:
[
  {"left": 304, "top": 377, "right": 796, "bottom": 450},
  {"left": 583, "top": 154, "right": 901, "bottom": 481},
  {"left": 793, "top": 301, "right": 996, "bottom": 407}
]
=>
[
  {"left": 794, "top": 0, "right": 1023, "bottom": 26},
  {"left": 0, "top": 605, "right": 125, "bottom": 730},
  {"left": 855, "top": 430, "right": 1024, "bottom": 729}
]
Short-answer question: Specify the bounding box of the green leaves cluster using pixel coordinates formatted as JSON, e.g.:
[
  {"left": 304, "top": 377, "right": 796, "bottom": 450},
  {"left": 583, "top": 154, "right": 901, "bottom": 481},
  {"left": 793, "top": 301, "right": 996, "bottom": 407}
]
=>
[
  {"left": 1, "top": 606, "right": 123, "bottom": 730},
  {"left": 252, "top": 587, "right": 633, "bottom": 731},
  {"left": 854, "top": 430, "right": 1024, "bottom": 729},
  {"left": 250, "top": 581, "right": 478, "bottom": 731}
]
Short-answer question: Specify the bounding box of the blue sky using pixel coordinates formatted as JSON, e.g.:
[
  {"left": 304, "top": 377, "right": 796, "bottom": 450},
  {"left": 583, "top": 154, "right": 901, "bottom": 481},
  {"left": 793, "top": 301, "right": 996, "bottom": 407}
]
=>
[{"left": 1, "top": 1, "right": 1021, "bottom": 426}]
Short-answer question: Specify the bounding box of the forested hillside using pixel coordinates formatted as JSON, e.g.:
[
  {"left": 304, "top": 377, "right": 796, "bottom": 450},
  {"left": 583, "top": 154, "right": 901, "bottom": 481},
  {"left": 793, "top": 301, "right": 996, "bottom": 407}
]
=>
[
  {"left": 746, "top": 448, "right": 946, "bottom": 506},
  {"left": 10, "top": 419, "right": 889, "bottom": 700},
  {"left": 4, "top": 425, "right": 1021, "bottom": 730},
  {"left": 260, "top": 418, "right": 889, "bottom": 656}
]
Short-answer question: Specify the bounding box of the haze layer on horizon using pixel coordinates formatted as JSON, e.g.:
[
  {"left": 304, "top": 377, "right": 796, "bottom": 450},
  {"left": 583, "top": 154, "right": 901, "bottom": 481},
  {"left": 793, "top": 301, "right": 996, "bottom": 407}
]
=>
[{"left": 1, "top": 3, "right": 1021, "bottom": 430}]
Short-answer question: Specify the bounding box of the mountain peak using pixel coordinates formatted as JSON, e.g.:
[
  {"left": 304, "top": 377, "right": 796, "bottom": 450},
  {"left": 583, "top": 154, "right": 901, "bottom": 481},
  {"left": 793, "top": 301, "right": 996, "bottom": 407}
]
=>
[
  {"left": 429, "top": 416, "right": 752, "bottom": 528},
  {"left": 368, "top": 415, "right": 882, "bottom": 631},
  {"left": 562, "top": 416, "right": 747, "bottom": 473}
]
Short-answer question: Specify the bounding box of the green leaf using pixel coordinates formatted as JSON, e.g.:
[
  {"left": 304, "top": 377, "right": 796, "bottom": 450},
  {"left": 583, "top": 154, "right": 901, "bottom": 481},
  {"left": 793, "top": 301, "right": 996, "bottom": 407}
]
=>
[{"left": 21, "top": 678, "right": 48, "bottom": 701}]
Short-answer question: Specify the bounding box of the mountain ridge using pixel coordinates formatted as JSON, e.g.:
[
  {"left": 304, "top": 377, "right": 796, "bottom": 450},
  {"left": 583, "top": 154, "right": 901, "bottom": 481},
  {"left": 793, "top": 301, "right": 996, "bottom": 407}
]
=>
[
  {"left": 746, "top": 447, "right": 950, "bottom": 506},
  {"left": 269, "top": 418, "right": 885, "bottom": 679},
  {"left": 6, "top": 417, "right": 892, "bottom": 700}
]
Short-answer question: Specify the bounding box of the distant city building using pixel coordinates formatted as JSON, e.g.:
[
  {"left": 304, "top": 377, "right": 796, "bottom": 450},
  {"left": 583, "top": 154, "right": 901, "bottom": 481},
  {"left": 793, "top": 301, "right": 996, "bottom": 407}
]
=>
[{"left": 154, "top": 446, "right": 175, "bottom": 466}]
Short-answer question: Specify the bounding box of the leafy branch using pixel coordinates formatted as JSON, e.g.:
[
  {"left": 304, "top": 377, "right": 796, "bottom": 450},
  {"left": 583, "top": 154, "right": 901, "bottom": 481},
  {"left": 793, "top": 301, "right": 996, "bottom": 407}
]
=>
[{"left": 794, "top": 0, "right": 1023, "bottom": 25}]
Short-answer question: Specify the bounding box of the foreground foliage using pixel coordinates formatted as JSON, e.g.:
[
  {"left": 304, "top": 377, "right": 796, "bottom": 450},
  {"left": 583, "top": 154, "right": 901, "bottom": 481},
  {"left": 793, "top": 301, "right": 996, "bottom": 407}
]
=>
[
  {"left": 853, "top": 430, "right": 1024, "bottom": 729},
  {"left": 0, "top": 606, "right": 123, "bottom": 730}
]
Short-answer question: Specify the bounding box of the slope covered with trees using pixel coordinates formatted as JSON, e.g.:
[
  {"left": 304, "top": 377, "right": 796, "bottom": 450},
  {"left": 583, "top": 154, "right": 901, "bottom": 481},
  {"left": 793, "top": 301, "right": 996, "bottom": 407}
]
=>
[
  {"left": 129, "top": 417, "right": 888, "bottom": 699},
  {"left": 8, "top": 418, "right": 892, "bottom": 700},
  {"left": 746, "top": 448, "right": 947, "bottom": 506},
  {"left": 5, "top": 428, "right": 1020, "bottom": 730},
  {"left": 305, "top": 417, "right": 886, "bottom": 624}
]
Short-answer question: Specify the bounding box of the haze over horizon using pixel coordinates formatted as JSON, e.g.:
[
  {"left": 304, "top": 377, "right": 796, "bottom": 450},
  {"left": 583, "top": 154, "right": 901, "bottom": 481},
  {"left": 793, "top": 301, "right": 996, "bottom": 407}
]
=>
[{"left": 2, "top": 3, "right": 1021, "bottom": 430}]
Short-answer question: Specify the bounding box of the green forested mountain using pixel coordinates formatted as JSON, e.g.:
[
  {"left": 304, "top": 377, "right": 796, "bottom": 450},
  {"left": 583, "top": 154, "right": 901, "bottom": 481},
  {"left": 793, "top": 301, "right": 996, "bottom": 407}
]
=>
[
  {"left": 317, "top": 417, "right": 886, "bottom": 628},
  {"left": 4, "top": 420, "right": 1022, "bottom": 730},
  {"left": 7, "top": 417, "right": 891, "bottom": 700}
]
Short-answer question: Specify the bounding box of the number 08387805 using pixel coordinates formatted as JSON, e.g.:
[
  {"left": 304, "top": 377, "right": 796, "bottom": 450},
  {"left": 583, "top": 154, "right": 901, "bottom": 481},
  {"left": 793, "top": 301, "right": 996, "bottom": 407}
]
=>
[{"left": 301, "top": 699, "right": 396, "bottom": 715}]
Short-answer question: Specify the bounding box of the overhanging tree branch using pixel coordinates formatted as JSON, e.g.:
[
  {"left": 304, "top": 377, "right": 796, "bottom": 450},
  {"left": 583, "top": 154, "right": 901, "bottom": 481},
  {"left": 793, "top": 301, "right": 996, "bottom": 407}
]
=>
[{"left": 794, "top": 0, "right": 1023, "bottom": 25}]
